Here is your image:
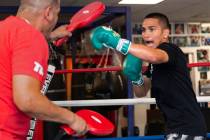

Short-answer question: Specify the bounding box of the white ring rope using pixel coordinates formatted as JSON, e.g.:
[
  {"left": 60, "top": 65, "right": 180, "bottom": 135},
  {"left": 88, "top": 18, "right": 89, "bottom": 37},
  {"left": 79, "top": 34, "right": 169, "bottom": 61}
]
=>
[{"left": 53, "top": 96, "right": 210, "bottom": 107}]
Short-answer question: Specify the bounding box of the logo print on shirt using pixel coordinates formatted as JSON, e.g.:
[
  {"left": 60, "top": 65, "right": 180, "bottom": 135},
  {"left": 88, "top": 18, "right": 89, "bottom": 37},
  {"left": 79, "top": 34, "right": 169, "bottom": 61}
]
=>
[{"left": 33, "top": 61, "right": 44, "bottom": 76}]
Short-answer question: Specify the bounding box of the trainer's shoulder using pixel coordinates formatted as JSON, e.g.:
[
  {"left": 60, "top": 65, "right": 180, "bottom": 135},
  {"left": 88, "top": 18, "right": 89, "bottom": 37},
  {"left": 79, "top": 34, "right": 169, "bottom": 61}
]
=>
[{"left": 0, "top": 16, "right": 22, "bottom": 27}]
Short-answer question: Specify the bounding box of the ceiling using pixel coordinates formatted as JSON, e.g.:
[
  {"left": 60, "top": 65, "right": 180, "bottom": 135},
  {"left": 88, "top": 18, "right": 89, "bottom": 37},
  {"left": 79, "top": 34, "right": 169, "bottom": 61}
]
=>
[{"left": 0, "top": 0, "right": 210, "bottom": 23}]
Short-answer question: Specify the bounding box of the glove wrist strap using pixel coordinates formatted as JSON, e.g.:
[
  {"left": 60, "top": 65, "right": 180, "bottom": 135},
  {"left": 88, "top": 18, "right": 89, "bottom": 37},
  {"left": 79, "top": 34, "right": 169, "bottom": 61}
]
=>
[
  {"left": 116, "top": 39, "right": 131, "bottom": 55},
  {"left": 132, "top": 74, "right": 144, "bottom": 86}
]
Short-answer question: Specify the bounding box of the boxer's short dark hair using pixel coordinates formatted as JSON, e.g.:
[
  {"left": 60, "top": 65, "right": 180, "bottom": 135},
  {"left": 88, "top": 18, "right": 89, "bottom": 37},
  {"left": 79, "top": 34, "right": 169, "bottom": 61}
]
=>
[{"left": 144, "top": 13, "right": 170, "bottom": 29}]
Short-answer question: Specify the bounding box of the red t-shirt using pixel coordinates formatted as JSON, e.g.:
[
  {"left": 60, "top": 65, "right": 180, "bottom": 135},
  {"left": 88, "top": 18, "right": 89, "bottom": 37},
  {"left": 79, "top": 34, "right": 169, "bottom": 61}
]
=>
[{"left": 0, "top": 16, "right": 49, "bottom": 139}]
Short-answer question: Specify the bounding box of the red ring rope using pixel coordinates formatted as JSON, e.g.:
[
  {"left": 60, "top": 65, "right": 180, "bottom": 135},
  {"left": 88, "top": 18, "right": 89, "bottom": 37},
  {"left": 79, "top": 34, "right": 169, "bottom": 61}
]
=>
[
  {"left": 55, "top": 66, "right": 122, "bottom": 74},
  {"left": 187, "top": 62, "right": 210, "bottom": 67},
  {"left": 54, "top": 62, "right": 210, "bottom": 74}
]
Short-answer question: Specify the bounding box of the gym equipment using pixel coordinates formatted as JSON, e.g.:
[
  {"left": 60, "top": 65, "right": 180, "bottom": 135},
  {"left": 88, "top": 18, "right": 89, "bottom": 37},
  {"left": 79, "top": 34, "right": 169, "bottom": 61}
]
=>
[
  {"left": 93, "top": 71, "right": 127, "bottom": 110},
  {"left": 54, "top": 109, "right": 114, "bottom": 140},
  {"left": 54, "top": 1, "right": 105, "bottom": 47}
]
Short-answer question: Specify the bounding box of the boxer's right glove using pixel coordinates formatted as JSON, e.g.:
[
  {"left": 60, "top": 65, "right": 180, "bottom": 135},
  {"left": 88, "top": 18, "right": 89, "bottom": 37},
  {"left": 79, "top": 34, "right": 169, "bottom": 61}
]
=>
[{"left": 123, "top": 54, "right": 144, "bottom": 86}]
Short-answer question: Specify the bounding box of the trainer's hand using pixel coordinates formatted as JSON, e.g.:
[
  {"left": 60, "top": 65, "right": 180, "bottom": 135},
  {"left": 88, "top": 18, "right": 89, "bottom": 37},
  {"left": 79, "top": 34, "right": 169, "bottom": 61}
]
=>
[
  {"left": 90, "top": 26, "right": 131, "bottom": 55},
  {"left": 69, "top": 114, "right": 88, "bottom": 136},
  {"left": 49, "top": 25, "right": 72, "bottom": 41},
  {"left": 123, "top": 54, "right": 144, "bottom": 86}
]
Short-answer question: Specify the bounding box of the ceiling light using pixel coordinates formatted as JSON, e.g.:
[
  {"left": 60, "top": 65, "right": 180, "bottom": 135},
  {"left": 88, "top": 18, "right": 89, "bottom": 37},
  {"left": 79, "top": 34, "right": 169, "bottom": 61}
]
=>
[{"left": 118, "top": 0, "right": 165, "bottom": 4}]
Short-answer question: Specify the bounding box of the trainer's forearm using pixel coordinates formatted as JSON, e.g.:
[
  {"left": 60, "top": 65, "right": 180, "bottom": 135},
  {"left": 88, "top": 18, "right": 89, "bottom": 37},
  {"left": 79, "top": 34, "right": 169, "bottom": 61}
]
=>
[
  {"left": 13, "top": 75, "right": 75, "bottom": 125},
  {"left": 24, "top": 94, "right": 75, "bottom": 125}
]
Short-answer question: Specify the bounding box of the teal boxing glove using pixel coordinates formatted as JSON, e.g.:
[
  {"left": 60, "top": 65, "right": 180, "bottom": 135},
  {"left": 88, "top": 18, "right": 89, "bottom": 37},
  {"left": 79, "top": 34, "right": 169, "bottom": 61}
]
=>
[
  {"left": 123, "top": 54, "right": 144, "bottom": 86},
  {"left": 90, "top": 26, "right": 131, "bottom": 55}
]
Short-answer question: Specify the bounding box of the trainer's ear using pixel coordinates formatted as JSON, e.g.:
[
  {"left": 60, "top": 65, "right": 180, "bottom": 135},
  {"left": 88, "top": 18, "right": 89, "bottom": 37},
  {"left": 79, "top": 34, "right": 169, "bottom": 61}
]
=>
[{"left": 43, "top": 5, "right": 54, "bottom": 22}]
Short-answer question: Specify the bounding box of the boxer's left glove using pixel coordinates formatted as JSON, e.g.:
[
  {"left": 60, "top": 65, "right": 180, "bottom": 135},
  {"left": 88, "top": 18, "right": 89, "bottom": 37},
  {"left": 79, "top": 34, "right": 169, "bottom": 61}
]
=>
[
  {"left": 123, "top": 54, "right": 144, "bottom": 86},
  {"left": 90, "top": 26, "right": 131, "bottom": 55}
]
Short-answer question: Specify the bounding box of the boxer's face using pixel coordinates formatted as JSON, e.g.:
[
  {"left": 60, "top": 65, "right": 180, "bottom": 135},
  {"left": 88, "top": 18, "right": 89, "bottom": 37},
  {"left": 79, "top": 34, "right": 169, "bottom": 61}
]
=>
[{"left": 142, "top": 18, "right": 169, "bottom": 48}]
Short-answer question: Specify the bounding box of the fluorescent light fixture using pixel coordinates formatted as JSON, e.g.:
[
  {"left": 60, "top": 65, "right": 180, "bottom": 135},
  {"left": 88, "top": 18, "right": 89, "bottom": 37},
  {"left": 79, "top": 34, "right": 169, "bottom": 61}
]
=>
[{"left": 119, "top": 0, "right": 164, "bottom": 4}]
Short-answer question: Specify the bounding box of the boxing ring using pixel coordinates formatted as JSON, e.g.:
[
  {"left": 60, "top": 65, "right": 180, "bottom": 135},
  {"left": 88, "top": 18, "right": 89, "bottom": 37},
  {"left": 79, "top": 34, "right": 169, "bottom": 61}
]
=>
[
  {"left": 53, "top": 95, "right": 210, "bottom": 107},
  {"left": 50, "top": 62, "right": 210, "bottom": 140},
  {"left": 3, "top": 5, "right": 210, "bottom": 139},
  {"left": 87, "top": 134, "right": 210, "bottom": 140}
]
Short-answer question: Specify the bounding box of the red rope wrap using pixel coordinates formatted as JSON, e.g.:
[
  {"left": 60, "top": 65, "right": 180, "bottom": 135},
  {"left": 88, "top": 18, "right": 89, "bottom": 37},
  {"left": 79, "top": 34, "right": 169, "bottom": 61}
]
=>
[{"left": 55, "top": 62, "right": 210, "bottom": 74}]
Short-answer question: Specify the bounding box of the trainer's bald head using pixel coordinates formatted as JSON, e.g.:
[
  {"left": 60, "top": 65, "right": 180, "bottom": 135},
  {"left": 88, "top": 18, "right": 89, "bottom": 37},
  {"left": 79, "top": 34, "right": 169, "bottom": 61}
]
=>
[
  {"left": 19, "top": 0, "right": 59, "bottom": 11},
  {"left": 17, "top": 0, "right": 61, "bottom": 38}
]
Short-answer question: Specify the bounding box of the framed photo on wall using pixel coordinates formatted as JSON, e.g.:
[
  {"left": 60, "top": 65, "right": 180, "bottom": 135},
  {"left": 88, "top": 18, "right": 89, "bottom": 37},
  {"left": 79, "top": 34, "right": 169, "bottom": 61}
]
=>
[
  {"left": 187, "top": 36, "right": 200, "bottom": 46},
  {"left": 201, "top": 23, "right": 210, "bottom": 33},
  {"left": 200, "top": 72, "right": 207, "bottom": 79},
  {"left": 174, "top": 23, "right": 185, "bottom": 34},
  {"left": 173, "top": 37, "right": 187, "bottom": 47},
  {"left": 201, "top": 36, "right": 210, "bottom": 46},
  {"left": 132, "top": 23, "right": 142, "bottom": 34},
  {"left": 187, "top": 23, "right": 200, "bottom": 34},
  {"left": 132, "top": 36, "right": 142, "bottom": 44},
  {"left": 197, "top": 49, "right": 210, "bottom": 72},
  {"left": 199, "top": 80, "right": 210, "bottom": 96}
]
